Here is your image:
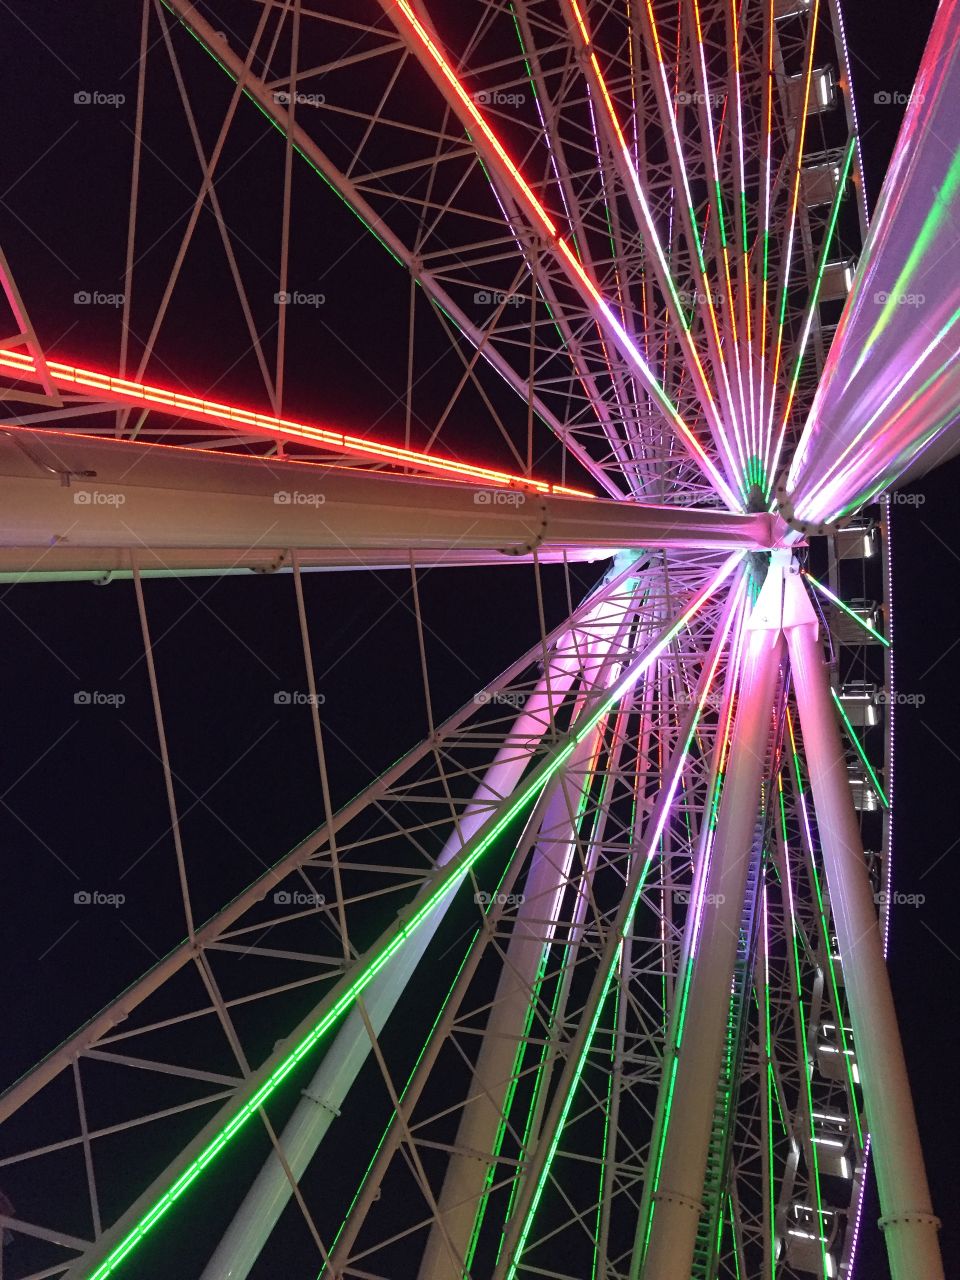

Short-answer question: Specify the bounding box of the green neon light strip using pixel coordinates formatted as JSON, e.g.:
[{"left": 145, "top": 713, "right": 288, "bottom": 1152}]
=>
[
  {"left": 508, "top": 581, "right": 743, "bottom": 1275},
  {"left": 781, "top": 820, "right": 830, "bottom": 1280},
  {"left": 830, "top": 688, "right": 890, "bottom": 808},
  {"left": 465, "top": 719, "right": 609, "bottom": 1270},
  {"left": 783, "top": 720, "right": 863, "bottom": 1142},
  {"left": 85, "top": 563, "right": 739, "bottom": 1278},
  {"left": 624, "top": 588, "right": 748, "bottom": 1265},
  {"left": 89, "top": 750, "right": 567, "bottom": 1280},
  {"left": 803, "top": 572, "right": 889, "bottom": 648},
  {"left": 765, "top": 135, "right": 856, "bottom": 496},
  {"left": 505, "top": 957, "right": 619, "bottom": 1279},
  {"left": 326, "top": 785, "right": 554, "bottom": 1278}
]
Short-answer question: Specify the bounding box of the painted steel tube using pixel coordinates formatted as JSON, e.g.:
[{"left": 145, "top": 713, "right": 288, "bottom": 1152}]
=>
[
  {"left": 636, "top": 618, "right": 783, "bottom": 1280},
  {"left": 781, "top": 0, "right": 960, "bottom": 529},
  {"left": 200, "top": 589, "right": 630, "bottom": 1280},
  {"left": 785, "top": 589, "right": 943, "bottom": 1280},
  {"left": 0, "top": 427, "right": 773, "bottom": 554}
]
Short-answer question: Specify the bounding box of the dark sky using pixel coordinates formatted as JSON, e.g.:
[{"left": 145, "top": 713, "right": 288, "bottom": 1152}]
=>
[{"left": 0, "top": 1, "right": 956, "bottom": 1277}]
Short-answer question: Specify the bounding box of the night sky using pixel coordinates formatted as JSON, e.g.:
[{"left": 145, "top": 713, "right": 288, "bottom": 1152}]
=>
[{"left": 0, "top": 1, "right": 956, "bottom": 1277}]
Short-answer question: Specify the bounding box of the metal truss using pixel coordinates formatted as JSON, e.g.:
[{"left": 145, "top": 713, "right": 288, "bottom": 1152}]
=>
[{"left": 0, "top": 0, "right": 956, "bottom": 1278}]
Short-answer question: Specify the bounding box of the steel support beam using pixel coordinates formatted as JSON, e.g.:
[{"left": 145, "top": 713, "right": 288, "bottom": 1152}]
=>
[
  {"left": 416, "top": 724, "right": 608, "bottom": 1280},
  {"left": 151, "top": 0, "right": 628, "bottom": 501},
  {"left": 783, "top": 569, "right": 944, "bottom": 1280},
  {"left": 780, "top": 0, "right": 960, "bottom": 529},
  {"left": 633, "top": 587, "right": 783, "bottom": 1279},
  {"left": 199, "top": 589, "right": 626, "bottom": 1280},
  {"left": 0, "top": 427, "right": 774, "bottom": 559},
  {"left": 491, "top": 575, "right": 746, "bottom": 1279},
  {"left": 0, "top": 545, "right": 610, "bottom": 582}
]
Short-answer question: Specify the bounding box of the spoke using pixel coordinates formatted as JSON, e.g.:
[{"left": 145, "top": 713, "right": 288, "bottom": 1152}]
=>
[{"left": 375, "top": 0, "right": 742, "bottom": 509}]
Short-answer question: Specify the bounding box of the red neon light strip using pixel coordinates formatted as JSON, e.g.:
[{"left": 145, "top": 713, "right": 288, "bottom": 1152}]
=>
[
  {"left": 387, "top": 0, "right": 740, "bottom": 511},
  {"left": 0, "top": 348, "right": 590, "bottom": 497},
  {"left": 763, "top": 0, "right": 820, "bottom": 478}
]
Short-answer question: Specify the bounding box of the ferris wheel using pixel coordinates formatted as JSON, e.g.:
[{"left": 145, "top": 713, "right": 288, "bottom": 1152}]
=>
[{"left": 0, "top": 1, "right": 955, "bottom": 1278}]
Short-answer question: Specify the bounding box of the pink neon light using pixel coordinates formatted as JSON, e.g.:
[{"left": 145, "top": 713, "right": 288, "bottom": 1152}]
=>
[
  {"left": 0, "top": 348, "right": 589, "bottom": 497},
  {"left": 388, "top": 0, "right": 740, "bottom": 511}
]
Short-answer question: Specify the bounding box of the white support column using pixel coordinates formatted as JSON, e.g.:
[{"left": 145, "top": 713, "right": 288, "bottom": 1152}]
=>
[
  {"left": 200, "top": 585, "right": 632, "bottom": 1280},
  {"left": 783, "top": 568, "right": 944, "bottom": 1280},
  {"left": 634, "top": 581, "right": 783, "bottom": 1280},
  {"left": 0, "top": 428, "right": 772, "bottom": 561},
  {"left": 415, "top": 725, "right": 606, "bottom": 1279}
]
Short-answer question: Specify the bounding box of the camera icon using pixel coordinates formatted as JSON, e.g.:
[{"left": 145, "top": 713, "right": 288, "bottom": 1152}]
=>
[
  {"left": 274, "top": 691, "right": 292, "bottom": 705},
  {"left": 74, "top": 890, "right": 91, "bottom": 904},
  {"left": 73, "top": 490, "right": 93, "bottom": 504},
  {"left": 274, "top": 291, "right": 291, "bottom": 304},
  {"left": 475, "top": 90, "right": 491, "bottom": 105},
  {"left": 74, "top": 291, "right": 91, "bottom": 305},
  {"left": 274, "top": 890, "right": 291, "bottom": 904},
  {"left": 874, "top": 90, "right": 891, "bottom": 104},
  {"left": 74, "top": 691, "right": 92, "bottom": 705},
  {"left": 74, "top": 91, "right": 91, "bottom": 105},
  {"left": 474, "top": 491, "right": 492, "bottom": 505},
  {"left": 274, "top": 491, "right": 292, "bottom": 504},
  {"left": 473, "top": 690, "right": 491, "bottom": 705},
  {"left": 473, "top": 291, "right": 491, "bottom": 304},
  {"left": 273, "top": 91, "right": 291, "bottom": 105}
]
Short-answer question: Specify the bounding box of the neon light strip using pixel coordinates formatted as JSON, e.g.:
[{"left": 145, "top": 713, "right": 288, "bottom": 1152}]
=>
[
  {"left": 830, "top": 687, "right": 889, "bottom": 808},
  {"left": 755, "top": 0, "right": 775, "bottom": 486},
  {"left": 761, "top": 884, "right": 776, "bottom": 1280},
  {"left": 852, "top": 147, "right": 960, "bottom": 378},
  {"left": 641, "top": 0, "right": 750, "bottom": 482},
  {"left": 623, "top": 584, "right": 751, "bottom": 1265},
  {"left": 780, "top": 789, "right": 831, "bottom": 1280},
  {"left": 767, "top": 136, "right": 857, "bottom": 489},
  {"left": 0, "top": 348, "right": 587, "bottom": 497},
  {"left": 727, "top": 0, "right": 755, "bottom": 460},
  {"left": 82, "top": 557, "right": 741, "bottom": 1279},
  {"left": 567, "top": 0, "right": 744, "bottom": 492},
  {"left": 803, "top": 571, "right": 889, "bottom": 647},
  {"left": 764, "top": 0, "right": 820, "bottom": 477},
  {"left": 688, "top": 0, "right": 752, "bottom": 483},
  {"left": 383, "top": 1, "right": 739, "bottom": 508},
  {"left": 794, "top": 301, "right": 960, "bottom": 522},
  {"left": 506, "top": 578, "right": 744, "bottom": 1277},
  {"left": 784, "top": 709, "right": 867, "bottom": 1148}
]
